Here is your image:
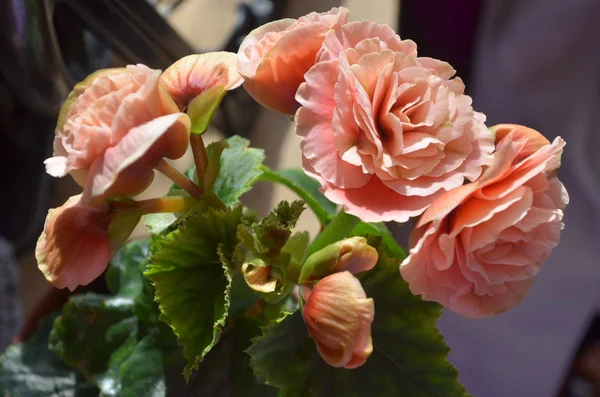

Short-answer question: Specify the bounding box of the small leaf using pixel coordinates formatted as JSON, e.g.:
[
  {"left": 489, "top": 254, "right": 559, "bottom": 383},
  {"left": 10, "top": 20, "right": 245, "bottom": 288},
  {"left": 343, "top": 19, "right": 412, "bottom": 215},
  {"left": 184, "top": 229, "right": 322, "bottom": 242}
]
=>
[
  {"left": 144, "top": 212, "right": 178, "bottom": 234},
  {"left": 248, "top": 240, "right": 467, "bottom": 397},
  {"left": 203, "top": 140, "right": 229, "bottom": 193},
  {"left": 213, "top": 136, "right": 265, "bottom": 206},
  {"left": 0, "top": 314, "right": 98, "bottom": 397},
  {"left": 145, "top": 205, "right": 244, "bottom": 378},
  {"left": 187, "top": 85, "right": 227, "bottom": 135},
  {"left": 280, "top": 231, "right": 310, "bottom": 284}
]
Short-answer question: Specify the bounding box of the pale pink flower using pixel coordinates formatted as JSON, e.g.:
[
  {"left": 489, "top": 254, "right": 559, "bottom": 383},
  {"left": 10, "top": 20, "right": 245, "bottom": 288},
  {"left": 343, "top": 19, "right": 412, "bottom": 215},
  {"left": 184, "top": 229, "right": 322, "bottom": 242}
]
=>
[
  {"left": 36, "top": 195, "right": 112, "bottom": 291},
  {"left": 45, "top": 64, "right": 191, "bottom": 205},
  {"left": 237, "top": 7, "right": 349, "bottom": 114},
  {"left": 296, "top": 21, "right": 494, "bottom": 222},
  {"left": 400, "top": 125, "right": 569, "bottom": 318},
  {"left": 302, "top": 271, "right": 374, "bottom": 369}
]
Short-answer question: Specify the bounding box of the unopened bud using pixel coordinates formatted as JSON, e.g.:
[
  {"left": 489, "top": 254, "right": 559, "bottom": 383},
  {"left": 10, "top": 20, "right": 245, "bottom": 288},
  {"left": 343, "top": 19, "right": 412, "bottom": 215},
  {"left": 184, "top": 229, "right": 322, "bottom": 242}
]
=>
[
  {"left": 242, "top": 263, "right": 278, "bottom": 293},
  {"left": 299, "top": 237, "right": 378, "bottom": 285},
  {"left": 302, "top": 271, "right": 374, "bottom": 369}
]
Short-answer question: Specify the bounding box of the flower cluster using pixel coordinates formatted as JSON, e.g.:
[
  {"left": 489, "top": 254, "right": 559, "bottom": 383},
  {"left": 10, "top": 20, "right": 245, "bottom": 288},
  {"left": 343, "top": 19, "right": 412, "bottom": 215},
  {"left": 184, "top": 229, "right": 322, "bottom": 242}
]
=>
[
  {"left": 238, "top": 5, "right": 567, "bottom": 332},
  {"left": 35, "top": 6, "right": 568, "bottom": 374}
]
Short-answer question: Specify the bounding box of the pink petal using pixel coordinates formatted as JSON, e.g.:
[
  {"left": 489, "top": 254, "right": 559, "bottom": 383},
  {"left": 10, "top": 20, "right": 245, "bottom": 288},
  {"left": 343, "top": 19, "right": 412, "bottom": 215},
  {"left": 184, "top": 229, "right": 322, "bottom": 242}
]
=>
[
  {"left": 445, "top": 279, "right": 534, "bottom": 319},
  {"left": 296, "top": 61, "right": 370, "bottom": 189},
  {"left": 84, "top": 113, "right": 191, "bottom": 203},
  {"left": 36, "top": 195, "right": 112, "bottom": 291},
  {"left": 160, "top": 52, "right": 243, "bottom": 109},
  {"left": 319, "top": 172, "right": 442, "bottom": 223},
  {"left": 318, "top": 20, "right": 417, "bottom": 62}
]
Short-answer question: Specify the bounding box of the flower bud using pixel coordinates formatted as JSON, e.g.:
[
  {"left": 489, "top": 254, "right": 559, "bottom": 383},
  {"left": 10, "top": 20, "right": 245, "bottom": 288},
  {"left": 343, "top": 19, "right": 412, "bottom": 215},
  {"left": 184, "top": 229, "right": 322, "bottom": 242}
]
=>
[
  {"left": 299, "top": 236, "right": 378, "bottom": 285},
  {"left": 35, "top": 195, "right": 140, "bottom": 291},
  {"left": 242, "top": 262, "right": 278, "bottom": 293},
  {"left": 302, "top": 271, "right": 374, "bottom": 369}
]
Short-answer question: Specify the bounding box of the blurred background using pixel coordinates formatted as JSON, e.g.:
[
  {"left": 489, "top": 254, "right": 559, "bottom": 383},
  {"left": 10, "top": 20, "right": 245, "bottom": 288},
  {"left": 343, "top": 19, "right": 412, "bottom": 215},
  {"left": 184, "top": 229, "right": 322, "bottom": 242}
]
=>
[{"left": 1, "top": 0, "right": 599, "bottom": 396}]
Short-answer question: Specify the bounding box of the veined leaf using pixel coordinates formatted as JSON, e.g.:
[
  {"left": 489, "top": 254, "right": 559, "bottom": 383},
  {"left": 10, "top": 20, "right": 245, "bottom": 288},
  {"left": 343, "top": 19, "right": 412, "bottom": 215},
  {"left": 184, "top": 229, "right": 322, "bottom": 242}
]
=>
[{"left": 145, "top": 205, "right": 244, "bottom": 378}]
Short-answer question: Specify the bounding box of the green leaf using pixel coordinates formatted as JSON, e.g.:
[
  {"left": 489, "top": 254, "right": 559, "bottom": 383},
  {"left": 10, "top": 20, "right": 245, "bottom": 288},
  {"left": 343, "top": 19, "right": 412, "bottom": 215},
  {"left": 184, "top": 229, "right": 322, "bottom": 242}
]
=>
[
  {"left": 306, "top": 210, "right": 359, "bottom": 257},
  {"left": 106, "top": 239, "right": 149, "bottom": 299},
  {"left": 229, "top": 272, "right": 259, "bottom": 318},
  {"left": 248, "top": 240, "right": 466, "bottom": 397},
  {"left": 280, "top": 231, "right": 310, "bottom": 284},
  {"left": 191, "top": 318, "right": 278, "bottom": 397},
  {"left": 49, "top": 294, "right": 137, "bottom": 378},
  {"left": 350, "top": 222, "right": 406, "bottom": 260},
  {"left": 0, "top": 314, "right": 98, "bottom": 397},
  {"left": 145, "top": 205, "right": 244, "bottom": 378},
  {"left": 98, "top": 335, "right": 166, "bottom": 397},
  {"left": 203, "top": 140, "right": 229, "bottom": 193},
  {"left": 278, "top": 169, "right": 337, "bottom": 215},
  {"left": 187, "top": 85, "right": 227, "bottom": 135},
  {"left": 213, "top": 136, "right": 265, "bottom": 206},
  {"left": 144, "top": 212, "right": 179, "bottom": 234},
  {"left": 258, "top": 167, "right": 335, "bottom": 226}
]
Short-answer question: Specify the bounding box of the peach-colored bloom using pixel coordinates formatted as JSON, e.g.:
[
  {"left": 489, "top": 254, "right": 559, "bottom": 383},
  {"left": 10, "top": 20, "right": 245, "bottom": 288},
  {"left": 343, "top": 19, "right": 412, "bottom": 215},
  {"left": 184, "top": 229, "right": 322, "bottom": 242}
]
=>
[
  {"left": 160, "top": 52, "right": 243, "bottom": 109},
  {"left": 296, "top": 21, "right": 494, "bottom": 222},
  {"left": 45, "top": 64, "right": 191, "bottom": 205},
  {"left": 237, "top": 7, "right": 349, "bottom": 114},
  {"left": 400, "top": 125, "right": 569, "bottom": 318},
  {"left": 36, "top": 195, "right": 112, "bottom": 291},
  {"left": 302, "top": 271, "right": 374, "bottom": 368}
]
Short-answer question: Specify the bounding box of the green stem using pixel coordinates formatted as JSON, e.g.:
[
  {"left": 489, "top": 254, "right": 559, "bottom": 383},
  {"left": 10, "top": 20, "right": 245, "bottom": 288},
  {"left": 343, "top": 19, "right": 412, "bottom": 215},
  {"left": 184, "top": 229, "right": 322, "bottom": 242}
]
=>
[
  {"left": 258, "top": 165, "right": 330, "bottom": 226},
  {"left": 190, "top": 134, "right": 208, "bottom": 186},
  {"left": 137, "top": 196, "right": 197, "bottom": 215},
  {"left": 156, "top": 159, "right": 204, "bottom": 199}
]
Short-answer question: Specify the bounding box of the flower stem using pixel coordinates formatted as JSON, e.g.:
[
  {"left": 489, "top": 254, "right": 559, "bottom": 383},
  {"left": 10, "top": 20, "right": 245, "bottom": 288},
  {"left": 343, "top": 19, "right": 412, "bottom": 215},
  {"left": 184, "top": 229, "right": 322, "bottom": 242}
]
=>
[
  {"left": 258, "top": 165, "right": 330, "bottom": 226},
  {"left": 137, "top": 196, "right": 197, "bottom": 214},
  {"left": 191, "top": 134, "right": 208, "bottom": 186},
  {"left": 156, "top": 159, "right": 204, "bottom": 199}
]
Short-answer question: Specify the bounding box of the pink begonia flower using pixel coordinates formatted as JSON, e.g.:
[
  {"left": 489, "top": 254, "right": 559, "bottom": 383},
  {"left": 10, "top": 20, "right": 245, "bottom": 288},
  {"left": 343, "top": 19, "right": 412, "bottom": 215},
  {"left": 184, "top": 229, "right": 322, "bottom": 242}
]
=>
[
  {"left": 36, "top": 195, "right": 112, "bottom": 291},
  {"left": 400, "top": 125, "right": 569, "bottom": 318},
  {"left": 160, "top": 52, "right": 243, "bottom": 109},
  {"left": 237, "top": 7, "right": 349, "bottom": 114},
  {"left": 296, "top": 21, "right": 494, "bottom": 222},
  {"left": 45, "top": 64, "right": 191, "bottom": 205},
  {"left": 302, "top": 271, "right": 374, "bottom": 369}
]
